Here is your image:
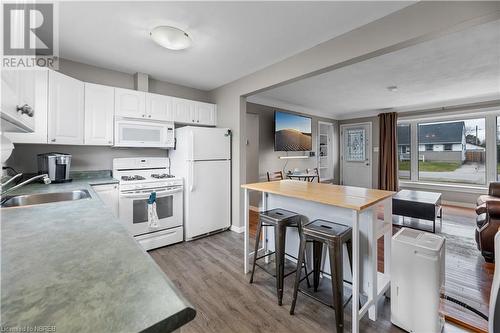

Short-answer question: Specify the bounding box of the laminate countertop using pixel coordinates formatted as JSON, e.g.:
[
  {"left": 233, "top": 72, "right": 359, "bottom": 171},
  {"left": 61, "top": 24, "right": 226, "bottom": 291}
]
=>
[
  {"left": 242, "top": 180, "right": 394, "bottom": 211},
  {"left": 1, "top": 174, "right": 195, "bottom": 333}
]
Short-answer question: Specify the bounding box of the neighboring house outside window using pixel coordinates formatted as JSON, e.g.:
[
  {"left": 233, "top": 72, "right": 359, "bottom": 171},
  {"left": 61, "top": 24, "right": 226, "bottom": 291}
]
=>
[
  {"left": 444, "top": 144, "right": 452, "bottom": 151},
  {"left": 425, "top": 144, "right": 433, "bottom": 151}
]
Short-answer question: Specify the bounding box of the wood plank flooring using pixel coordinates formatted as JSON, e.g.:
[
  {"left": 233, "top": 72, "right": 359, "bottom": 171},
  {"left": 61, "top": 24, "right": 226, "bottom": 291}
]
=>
[
  {"left": 250, "top": 204, "right": 492, "bottom": 332},
  {"left": 150, "top": 230, "right": 471, "bottom": 333}
]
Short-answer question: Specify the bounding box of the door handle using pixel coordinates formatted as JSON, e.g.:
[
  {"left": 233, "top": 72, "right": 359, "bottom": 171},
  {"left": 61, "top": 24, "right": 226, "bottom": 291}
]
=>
[
  {"left": 190, "top": 161, "right": 195, "bottom": 192},
  {"left": 17, "top": 104, "right": 34, "bottom": 117}
]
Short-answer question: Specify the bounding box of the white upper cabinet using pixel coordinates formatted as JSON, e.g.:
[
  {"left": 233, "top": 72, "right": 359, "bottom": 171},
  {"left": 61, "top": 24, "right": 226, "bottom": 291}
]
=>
[
  {"left": 171, "top": 97, "right": 195, "bottom": 124},
  {"left": 84, "top": 83, "right": 114, "bottom": 146},
  {"left": 48, "top": 71, "right": 84, "bottom": 145},
  {"left": 146, "top": 93, "right": 173, "bottom": 121},
  {"left": 195, "top": 102, "right": 216, "bottom": 126},
  {"left": 115, "top": 87, "right": 146, "bottom": 119},
  {"left": 5, "top": 69, "right": 48, "bottom": 143},
  {"left": 171, "top": 97, "right": 216, "bottom": 126},
  {"left": 1, "top": 69, "right": 37, "bottom": 132}
]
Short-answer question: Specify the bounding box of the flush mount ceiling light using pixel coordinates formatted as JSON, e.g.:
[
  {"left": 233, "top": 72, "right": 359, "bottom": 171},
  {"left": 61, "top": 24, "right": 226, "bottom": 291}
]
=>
[
  {"left": 387, "top": 85, "right": 398, "bottom": 92},
  {"left": 150, "top": 26, "right": 192, "bottom": 50}
]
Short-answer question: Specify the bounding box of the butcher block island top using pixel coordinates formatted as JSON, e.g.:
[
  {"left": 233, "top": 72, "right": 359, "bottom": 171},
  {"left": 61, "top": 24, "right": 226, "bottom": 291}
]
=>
[{"left": 241, "top": 180, "right": 394, "bottom": 211}]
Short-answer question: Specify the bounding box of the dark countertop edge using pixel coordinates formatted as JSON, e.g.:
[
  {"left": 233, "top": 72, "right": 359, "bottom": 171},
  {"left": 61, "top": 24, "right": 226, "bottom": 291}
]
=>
[{"left": 141, "top": 307, "right": 196, "bottom": 333}]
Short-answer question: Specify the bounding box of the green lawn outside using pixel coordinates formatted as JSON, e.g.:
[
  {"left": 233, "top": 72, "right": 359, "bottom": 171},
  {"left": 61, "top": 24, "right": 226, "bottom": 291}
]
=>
[{"left": 398, "top": 160, "right": 461, "bottom": 172}]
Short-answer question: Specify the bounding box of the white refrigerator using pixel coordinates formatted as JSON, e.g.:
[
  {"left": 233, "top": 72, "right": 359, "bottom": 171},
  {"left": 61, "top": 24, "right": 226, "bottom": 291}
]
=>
[{"left": 170, "top": 126, "right": 231, "bottom": 240}]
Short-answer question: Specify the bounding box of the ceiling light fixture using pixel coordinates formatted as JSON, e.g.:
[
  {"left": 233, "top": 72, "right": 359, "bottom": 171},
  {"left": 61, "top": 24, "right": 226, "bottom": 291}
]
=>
[
  {"left": 150, "top": 26, "right": 192, "bottom": 50},
  {"left": 387, "top": 85, "right": 398, "bottom": 92}
]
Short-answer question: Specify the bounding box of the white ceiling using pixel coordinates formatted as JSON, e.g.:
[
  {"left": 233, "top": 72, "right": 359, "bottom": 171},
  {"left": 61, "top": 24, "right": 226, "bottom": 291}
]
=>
[
  {"left": 59, "top": 1, "right": 413, "bottom": 91},
  {"left": 249, "top": 19, "right": 500, "bottom": 119}
]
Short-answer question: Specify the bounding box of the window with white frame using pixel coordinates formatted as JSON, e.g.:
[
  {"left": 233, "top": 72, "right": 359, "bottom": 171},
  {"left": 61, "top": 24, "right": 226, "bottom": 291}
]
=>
[
  {"left": 397, "top": 113, "right": 494, "bottom": 186},
  {"left": 397, "top": 124, "right": 410, "bottom": 180}
]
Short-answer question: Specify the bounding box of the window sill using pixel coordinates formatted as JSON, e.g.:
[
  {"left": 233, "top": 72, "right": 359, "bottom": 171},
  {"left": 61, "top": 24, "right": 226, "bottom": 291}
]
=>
[{"left": 399, "top": 180, "right": 487, "bottom": 194}]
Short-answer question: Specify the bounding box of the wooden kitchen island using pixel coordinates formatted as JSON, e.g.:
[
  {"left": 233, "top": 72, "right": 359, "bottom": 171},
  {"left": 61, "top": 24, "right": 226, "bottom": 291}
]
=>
[{"left": 241, "top": 180, "right": 394, "bottom": 333}]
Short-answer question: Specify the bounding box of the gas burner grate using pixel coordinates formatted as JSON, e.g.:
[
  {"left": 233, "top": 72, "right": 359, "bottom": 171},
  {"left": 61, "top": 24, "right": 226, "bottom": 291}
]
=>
[
  {"left": 151, "top": 173, "right": 175, "bottom": 179},
  {"left": 121, "top": 175, "right": 146, "bottom": 181}
]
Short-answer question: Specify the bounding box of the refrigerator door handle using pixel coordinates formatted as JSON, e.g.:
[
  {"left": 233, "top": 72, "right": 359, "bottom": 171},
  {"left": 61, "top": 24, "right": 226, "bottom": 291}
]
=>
[
  {"left": 190, "top": 130, "right": 195, "bottom": 161},
  {"left": 190, "top": 161, "right": 195, "bottom": 192}
]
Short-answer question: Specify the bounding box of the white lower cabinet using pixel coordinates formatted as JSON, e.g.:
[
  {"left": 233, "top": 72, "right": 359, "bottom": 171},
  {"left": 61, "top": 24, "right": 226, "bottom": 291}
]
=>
[
  {"left": 48, "top": 71, "right": 84, "bottom": 145},
  {"left": 92, "top": 183, "right": 119, "bottom": 218},
  {"left": 84, "top": 83, "right": 114, "bottom": 145}
]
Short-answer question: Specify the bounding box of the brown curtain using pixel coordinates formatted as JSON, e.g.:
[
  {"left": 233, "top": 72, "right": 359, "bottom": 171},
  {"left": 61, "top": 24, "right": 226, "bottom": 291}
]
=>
[{"left": 378, "top": 112, "right": 398, "bottom": 191}]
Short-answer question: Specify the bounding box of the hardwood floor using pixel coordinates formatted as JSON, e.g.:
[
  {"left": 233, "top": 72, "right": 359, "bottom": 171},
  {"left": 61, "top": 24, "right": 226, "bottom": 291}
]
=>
[
  {"left": 150, "top": 230, "right": 472, "bottom": 333},
  {"left": 249, "top": 204, "right": 492, "bottom": 332}
]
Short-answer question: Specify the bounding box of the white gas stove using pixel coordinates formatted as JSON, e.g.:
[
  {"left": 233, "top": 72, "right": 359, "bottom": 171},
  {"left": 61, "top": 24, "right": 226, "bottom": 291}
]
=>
[{"left": 112, "top": 157, "right": 184, "bottom": 250}]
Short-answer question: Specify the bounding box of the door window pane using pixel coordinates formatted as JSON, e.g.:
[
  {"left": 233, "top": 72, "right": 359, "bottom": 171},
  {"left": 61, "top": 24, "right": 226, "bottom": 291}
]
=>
[
  {"left": 397, "top": 124, "right": 410, "bottom": 179},
  {"left": 345, "top": 128, "right": 366, "bottom": 161},
  {"left": 418, "top": 119, "right": 485, "bottom": 184}
]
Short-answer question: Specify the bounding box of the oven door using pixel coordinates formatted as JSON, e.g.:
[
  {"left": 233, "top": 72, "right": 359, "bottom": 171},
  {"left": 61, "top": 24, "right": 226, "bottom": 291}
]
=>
[{"left": 119, "top": 186, "right": 183, "bottom": 236}]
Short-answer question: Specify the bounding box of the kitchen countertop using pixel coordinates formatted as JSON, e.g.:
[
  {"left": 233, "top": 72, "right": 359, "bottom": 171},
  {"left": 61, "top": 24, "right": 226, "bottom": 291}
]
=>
[
  {"left": 1, "top": 174, "right": 196, "bottom": 332},
  {"left": 242, "top": 180, "right": 394, "bottom": 211}
]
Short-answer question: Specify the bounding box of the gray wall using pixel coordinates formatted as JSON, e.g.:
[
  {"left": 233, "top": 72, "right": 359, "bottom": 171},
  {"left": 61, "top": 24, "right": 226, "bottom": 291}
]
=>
[
  {"left": 246, "top": 102, "right": 338, "bottom": 182},
  {"left": 59, "top": 58, "right": 212, "bottom": 102},
  {"left": 5, "top": 59, "right": 211, "bottom": 173},
  {"left": 212, "top": 2, "right": 498, "bottom": 228},
  {"left": 7, "top": 144, "right": 168, "bottom": 173}
]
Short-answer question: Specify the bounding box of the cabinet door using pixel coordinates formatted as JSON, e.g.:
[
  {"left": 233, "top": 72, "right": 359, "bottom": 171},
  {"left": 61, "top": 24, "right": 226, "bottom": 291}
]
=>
[
  {"left": 172, "top": 97, "right": 195, "bottom": 124},
  {"left": 84, "top": 83, "right": 114, "bottom": 145},
  {"left": 114, "top": 88, "right": 146, "bottom": 119},
  {"left": 1, "top": 70, "right": 36, "bottom": 132},
  {"left": 6, "top": 69, "right": 48, "bottom": 143},
  {"left": 48, "top": 71, "right": 84, "bottom": 145},
  {"left": 146, "top": 93, "right": 172, "bottom": 121},
  {"left": 196, "top": 102, "right": 216, "bottom": 126},
  {"left": 92, "top": 184, "right": 119, "bottom": 218}
]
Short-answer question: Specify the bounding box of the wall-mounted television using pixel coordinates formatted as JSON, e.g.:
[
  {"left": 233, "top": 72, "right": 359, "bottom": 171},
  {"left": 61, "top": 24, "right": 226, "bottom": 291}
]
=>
[{"left": 274, "top": 111, "right": 312, "bottom": 151}]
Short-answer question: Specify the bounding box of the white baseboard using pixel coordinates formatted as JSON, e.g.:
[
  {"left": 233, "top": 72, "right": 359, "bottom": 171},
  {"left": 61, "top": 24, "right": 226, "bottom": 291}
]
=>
[
  {"left": 442, "top": 200, "right": 475, "bottom": 209},
  {"left": 230, "top": 225, "right": 245, "bottom": 233},
  {"left": 230, "top": 206, "right": 261, "bottom": 233}
]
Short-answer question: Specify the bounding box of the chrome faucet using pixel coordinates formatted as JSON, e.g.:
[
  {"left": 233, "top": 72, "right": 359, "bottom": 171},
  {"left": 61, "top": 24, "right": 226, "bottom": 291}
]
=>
[{"left": 1, "top": 173, "right": 51, "bottom": 196}]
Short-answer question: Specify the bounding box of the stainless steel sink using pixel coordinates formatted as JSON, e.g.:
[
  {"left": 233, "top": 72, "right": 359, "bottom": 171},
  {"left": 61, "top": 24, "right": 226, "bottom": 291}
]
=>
[{"left": 1, "top": 190, "right": 92, "bottom": 208}]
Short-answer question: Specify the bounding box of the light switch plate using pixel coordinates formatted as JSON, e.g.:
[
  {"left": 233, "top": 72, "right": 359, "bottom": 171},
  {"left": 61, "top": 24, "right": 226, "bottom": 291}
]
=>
[{"left": 373, "top": 146, "right": 379, "bottom": 152}]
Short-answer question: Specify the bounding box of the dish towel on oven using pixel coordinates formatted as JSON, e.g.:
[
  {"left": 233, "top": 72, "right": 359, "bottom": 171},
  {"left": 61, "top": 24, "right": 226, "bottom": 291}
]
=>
[{"left": 148, "top": 192, "right": 159, "bottom": 229}]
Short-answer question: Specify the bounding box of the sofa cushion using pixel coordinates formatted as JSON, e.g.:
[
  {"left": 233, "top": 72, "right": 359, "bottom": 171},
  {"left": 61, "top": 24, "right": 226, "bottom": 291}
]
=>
[
  {"left": 477, "top": 213, "right": 488, "bottom": 229},
  {"left": 477, "top": 195, "right": 500, "bottom": 207}
]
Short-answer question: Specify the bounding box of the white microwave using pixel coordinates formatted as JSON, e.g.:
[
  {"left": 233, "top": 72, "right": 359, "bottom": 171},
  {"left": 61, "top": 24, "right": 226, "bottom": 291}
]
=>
[{"left": 114, "top": 119, "right": 174, "bottom": 148}]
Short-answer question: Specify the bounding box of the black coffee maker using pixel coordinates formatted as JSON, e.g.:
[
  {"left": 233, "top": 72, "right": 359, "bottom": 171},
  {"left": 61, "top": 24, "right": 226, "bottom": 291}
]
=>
[{"left": 37, "top": 152, "right": 72, "bottom": 183}]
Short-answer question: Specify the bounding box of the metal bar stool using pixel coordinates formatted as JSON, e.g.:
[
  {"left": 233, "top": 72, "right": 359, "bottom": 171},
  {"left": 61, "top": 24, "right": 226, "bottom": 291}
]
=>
[
  {"left": 249, "top": 208, "right": 310, "bottom": 305},
  {"left": 290, "top": 219, "right": 353, "bottom": 333}
]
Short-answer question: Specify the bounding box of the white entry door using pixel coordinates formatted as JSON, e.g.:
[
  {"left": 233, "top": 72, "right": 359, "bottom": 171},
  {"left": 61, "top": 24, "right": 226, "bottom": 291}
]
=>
[{"left": 341, "top": 122, "right": 372, "bottom": 188}]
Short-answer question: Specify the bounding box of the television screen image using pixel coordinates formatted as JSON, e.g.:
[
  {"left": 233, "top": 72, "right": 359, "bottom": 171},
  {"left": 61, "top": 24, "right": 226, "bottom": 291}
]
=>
[{"left": 274, "top": 111, "right": 312, "bottom": 151}]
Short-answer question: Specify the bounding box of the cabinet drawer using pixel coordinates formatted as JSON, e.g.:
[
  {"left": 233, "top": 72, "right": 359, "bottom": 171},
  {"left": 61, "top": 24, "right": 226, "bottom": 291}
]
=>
[{"left": 135, "top": 226, "right": 184, "bottom": 250}]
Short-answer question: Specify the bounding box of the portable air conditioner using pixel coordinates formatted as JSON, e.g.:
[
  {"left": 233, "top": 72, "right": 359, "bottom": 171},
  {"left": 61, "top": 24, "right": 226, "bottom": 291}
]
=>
[
  {"left": 391, "top": 228, "right": 445, "bottom": 333},
  {"left": 490, "top": 231, "right": 500, "bottom": 333}
]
